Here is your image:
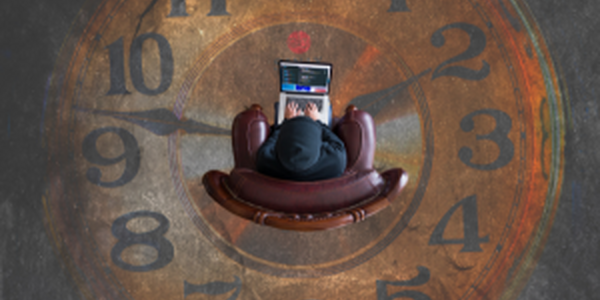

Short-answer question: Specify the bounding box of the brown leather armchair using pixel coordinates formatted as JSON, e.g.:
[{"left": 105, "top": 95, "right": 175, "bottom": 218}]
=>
[{"left": 202, "top": 104, "right": 408, "bottom": 231}]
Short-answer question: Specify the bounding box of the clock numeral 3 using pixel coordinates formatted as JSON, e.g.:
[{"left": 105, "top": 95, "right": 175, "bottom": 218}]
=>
[
  {"left": 431, "top": 23, "right": 490, "bottom": 81},
  {"left": 82, "top": 127, "right": 141, "bottom": 187},
  {"left": 429, "top": 195, "right": 489, "bottom": 252},
  {"left": 111, "top": 211, "right": 174, "bottom": 272},
  {"left": 168, "top": 0, "right": 230, "bottom": 17},
  {"left": 184, "top": 276, "right": 241, "bottom": 299},
  {"left": 107, "top": 33, "right": 174, "bottom": 95},
  {"left": 459, "top": 109, "right": 514, "bottom": 170},
  {"left": 377, "top": 266, "right": 431, "bottom": 300}
]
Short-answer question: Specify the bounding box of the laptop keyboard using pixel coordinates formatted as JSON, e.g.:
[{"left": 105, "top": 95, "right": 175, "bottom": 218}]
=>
[{"left": 287, "top": 97, "right": 323, "bottom": 111}]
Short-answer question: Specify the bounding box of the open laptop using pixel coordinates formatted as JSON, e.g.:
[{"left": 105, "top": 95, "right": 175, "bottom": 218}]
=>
[{"left": 276, "top": 60, "right": 332, "bottom": 125}]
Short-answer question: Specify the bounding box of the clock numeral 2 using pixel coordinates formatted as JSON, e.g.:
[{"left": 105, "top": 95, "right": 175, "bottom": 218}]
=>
[
  {"left": 107, "top": 33, "right": 174, "bottom": 96},
  {"left": 83, "top": 127, "right": 141, "bottom": 187},
  {"left": 184, "top": 276, "right": 241, "bottom": 299},
  {"left": 111, "top": 211, "right": 174, "bottom": 272},
  {"left": 459, "top": 109, "right": 514, "bottom": 170},
  {"left": 431, "top": 23, "right": 490, "bottom": 81},
  {"left": 377, "top": 266, "right": 431, "bottom": 300},
  {"left": 168, "top": 0, "right": 230, "bottom": 17},
  {"left": 429, "top": 195, "right": 489, "bottom": 252}
]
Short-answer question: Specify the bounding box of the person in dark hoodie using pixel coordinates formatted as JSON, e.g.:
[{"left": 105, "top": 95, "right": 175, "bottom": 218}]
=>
[{"left": 256, "top": 102, "right": 347, "bottom": 181}]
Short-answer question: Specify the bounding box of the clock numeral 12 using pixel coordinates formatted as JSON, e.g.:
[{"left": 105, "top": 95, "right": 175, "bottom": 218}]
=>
[
  {"left": 107, "top": 33, "right": 174, "bottom": 96},
  {"left": 377, "top": 266, "right": 431, "bottom": 300},
  {"left": 429, "top": 195, "right": 489, "bottom": 252}
]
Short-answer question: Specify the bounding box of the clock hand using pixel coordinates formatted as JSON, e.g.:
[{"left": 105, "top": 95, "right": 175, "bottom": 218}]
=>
[
  {"left": 348, "top": 68, "right": 431, "bottom": 117},
  {"left": 74, "top": 106, "right": 230, "bottom": 136}
]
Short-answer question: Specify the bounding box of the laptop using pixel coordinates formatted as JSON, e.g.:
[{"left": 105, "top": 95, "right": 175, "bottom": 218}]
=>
[{"left": 276, "top": 60, "right": 332, "bottom": 125}]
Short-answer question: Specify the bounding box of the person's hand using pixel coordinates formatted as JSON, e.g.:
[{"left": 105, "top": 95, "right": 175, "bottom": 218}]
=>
[
  {"left": 284, "top": 101, "right": 300, "bottom": 119},
  {"left": 305, "top": 102, "right": 320, "bottom": 121}
]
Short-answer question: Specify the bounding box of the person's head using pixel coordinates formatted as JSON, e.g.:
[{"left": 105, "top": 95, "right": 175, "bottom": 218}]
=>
[{"left": 275, "top": 116, "right": 322, "bottom": 173}]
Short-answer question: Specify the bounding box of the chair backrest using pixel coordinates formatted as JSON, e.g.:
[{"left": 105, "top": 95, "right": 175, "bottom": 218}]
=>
[{"left": 227, "top": 168, "right": 385, "bottom": 214}]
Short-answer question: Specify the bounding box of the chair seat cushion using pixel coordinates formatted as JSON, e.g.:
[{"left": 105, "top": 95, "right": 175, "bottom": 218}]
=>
[{"left": 225, "top": 168, "right": 385, "bottom": 214}]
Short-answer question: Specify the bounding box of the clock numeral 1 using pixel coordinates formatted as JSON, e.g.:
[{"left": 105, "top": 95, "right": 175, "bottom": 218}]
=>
[
  {"left": 168, "top": 0, "right": 230, "bottom": 17},
  {"left": 111, "top": 211, "right": 174, "bottom": 272},
  {"left": 429, "top": 195, "right": 489, "bottom": 252},
  {"left": 106, "top": 33, "right": 174, "bottom": 96},
  {"left": 184, "top": 276, "right": 241, "bottom": 299},
  {"left": 82, "top": 127, "right": 141, "bottom": 188},
  {"left": 388, "top": 0, "right": 410, "bottom": 12},
  {"left": 377, "top": 266, "right": 431, "bottom": 300}
]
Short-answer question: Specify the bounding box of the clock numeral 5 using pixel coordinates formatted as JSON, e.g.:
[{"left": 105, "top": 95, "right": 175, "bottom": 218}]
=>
[
  {"left": 83, "top": 127, "right": 141, "bottom": 187},
  {"left": 107, "top": 33, "right": 174, "bottom": 96},
  {"left": 168, "top": 0, "right": 230, "bottom": 17},
  {"left": 184, "top": 276, "right": 241, "bottom": 300},
  {"left": 377, "top": 266, "right": 431, "bottom": 300},
  {"left": 429, "top": 195, "right": 489, "bottom": 252},
  {"left": 111, "top": 211, "right": 174, "bottom": 272}
]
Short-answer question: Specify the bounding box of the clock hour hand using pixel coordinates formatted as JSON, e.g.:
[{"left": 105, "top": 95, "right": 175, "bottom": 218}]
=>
[
  {"left": 74, "top": 107, "right": 230, "bottom": 136},
  {"left": 348, "top": 68, "right": 431, "bottom": 117}
]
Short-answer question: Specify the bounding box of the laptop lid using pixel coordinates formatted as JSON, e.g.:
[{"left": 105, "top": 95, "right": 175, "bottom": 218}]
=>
[{"left": 279, "top": 60, "right": 332, "bottom": 95}]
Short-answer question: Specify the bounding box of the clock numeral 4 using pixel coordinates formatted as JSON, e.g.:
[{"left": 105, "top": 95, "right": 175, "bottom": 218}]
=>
[
  {"left": 377, "top": 266, "right": 431, "bottom": 300},
  {"left": 429, "top": 195, "right": 489, "bottom": 252},
  {"left": 111, "top": 211, "right": 174, "bottom": 272},
  {"left": 107, "top": 33, "right": 174, "bottom": 96},
  {"left": 83, "top": 127, "right": 141, "bottom": 187}
]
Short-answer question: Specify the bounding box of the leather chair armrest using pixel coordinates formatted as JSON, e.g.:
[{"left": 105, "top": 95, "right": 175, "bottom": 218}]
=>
[
  {"left": 231, "top": 104, "right": 270, "bottom": 169},
  {"left": 334, "top": 105, "right": 376, "bottom": 173}
]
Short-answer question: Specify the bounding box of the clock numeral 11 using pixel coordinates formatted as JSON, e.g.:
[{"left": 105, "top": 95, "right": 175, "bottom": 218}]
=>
[{"left": 168, "top": 0, "right": 230, "bottom": 17}]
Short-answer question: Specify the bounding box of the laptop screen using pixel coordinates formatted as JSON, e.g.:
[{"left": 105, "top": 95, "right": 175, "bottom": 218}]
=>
[{"left": 279, "top": 61, "right": 331, "bottom": 94}]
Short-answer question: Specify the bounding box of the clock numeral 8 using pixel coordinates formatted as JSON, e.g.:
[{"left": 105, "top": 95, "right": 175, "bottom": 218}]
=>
[
  {"left": 107, "top": 33, "right": 174, "bottom": 96},
  {"left": 377, "top": 266, "right": 431, "bottom": 300},
  {"left": 82, "top": 127, "right": 141, "bottom": 188},
  {"left": 111, "top": 211, "right": 174, "bottom": 272}
]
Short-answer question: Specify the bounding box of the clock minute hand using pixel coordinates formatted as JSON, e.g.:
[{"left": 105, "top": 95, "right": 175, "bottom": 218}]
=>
[
  {"left": 348, "top": 68, "right": 431, "bottom": 117},
  {"left": 73, "top": 107, "right": 230, "bottom": 136}
]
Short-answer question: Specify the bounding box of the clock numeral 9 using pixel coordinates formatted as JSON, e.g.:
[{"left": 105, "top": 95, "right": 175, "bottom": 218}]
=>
[
  {"left": 184, "top": 276, "right": 241, "bottom": 299},
  {"left": 429, "top": 195, "right": 489, "bottom": 252},
  {"left": 377, "top": 266, "right": 431, "bottom": 300},
  {"left": 459, "top": 109, "right": 514, "bottom": 170},
  {"left": 431, "top": 23, "right": 490, "bottom": 81},
  {"left": 107, "top": 33, "right": 174, "bottom": 96},
  {"left": 82, "top": 127, "right": 141, "bottom": 188},
  {"left": 111, "top": 211, "right": 174, "bottom": 272},
  {"left": 168, "top": 0, "right": 230, "bottom": 17}
]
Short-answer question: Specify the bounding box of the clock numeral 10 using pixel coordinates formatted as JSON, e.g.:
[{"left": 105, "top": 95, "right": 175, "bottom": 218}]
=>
[
  {"left": 377, "top": 266, "right": 431, "bottom": 300},
  {"left": 429, "top": 195, "right": 489, "bottom": 252},
  {"left": 106, "top": 33, "right": 174, "bottom": 96}
]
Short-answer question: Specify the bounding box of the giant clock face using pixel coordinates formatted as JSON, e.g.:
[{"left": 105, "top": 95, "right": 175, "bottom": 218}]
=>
[{"left": 43, "top": 0, "right": 565, "bottom": 299}]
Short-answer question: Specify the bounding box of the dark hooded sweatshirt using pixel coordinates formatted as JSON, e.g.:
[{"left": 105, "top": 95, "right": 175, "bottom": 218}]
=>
[{"left": 256, "top": 116, "right": 347, "bottom": 181}]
